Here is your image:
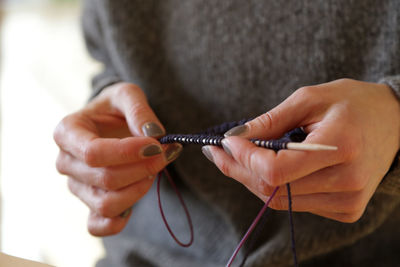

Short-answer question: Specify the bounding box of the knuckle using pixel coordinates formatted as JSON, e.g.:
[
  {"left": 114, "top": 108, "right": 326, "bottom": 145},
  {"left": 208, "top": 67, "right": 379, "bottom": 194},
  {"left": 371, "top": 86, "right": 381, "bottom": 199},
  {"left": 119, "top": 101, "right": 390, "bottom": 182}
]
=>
[
  {"left": 239, "top": 146, "right": 258, "bottom": 170},
  {"left": 219, "top": 161, "right": 231, "bottom": 178},
  {"left": 53, "top": 114, "right": 73, "bottom": 145},
  {"left": 337, "top": 134, "right": 361, "bottom": 162},
  {"left": 264, "top": 165, "right": 284, "bottom": 187},
  {"left": 336, "top": 78, "right": 353, "bottom": 84},
  {"left": 88, "top": 225, "right": 102, "bottom": 237},
  {"left": 135, "top": 181, "right": 152, "bottom": 197},
  {"left": 98, "top": 169, "right": 117, "bottom": 191},
  {"left": 115, "top": 84, "right": 149, "bottom": 118},
  {"left": 95, "top": 195, "right": 113, "bottom": 217},
  {"left": 87, "top": 215, "right": 101, "bottom": 236},
  {"left": 115, "top": 83, "right": 141, "bottom": 97},
  {"left": 107, "top": 224, "right": 124, "bottom": 236},
  {"left": 144, "top": 159, "right": 162, "bottom": 176},
  {"left": 335, "top": 171, "right": 368, "bottom": 192},
  {"left": 87, "top": 226, "right": 97, "bottom": 236},
  {"left": 347, "top": 173, "right": 368, "bottom": 191},
  {"left": 338, "top": 140, "right": 360, "bottom": 162},
  {"left": 119, "top": 144, "right": 138, "bottom": 163},
  {"left": 87, "top": 220, "right": 99, "bottom": 236},
  {"left": 296, "top": 85, "right": 319, "bottom": 99},
  {"left": 337, "top": 211, "right": 364, "bottom": 223},
  {"left": 56, "top": 154, "right": 68, "bottom": 175},
  {"left": 253, "top": 112, "right": 273, "bottom": 131},
  {"left": 340, "top": 193, "right": 365, "bottom": 214},
  {"left": 67, "top": 178, "right": 77, "bottom": 195},
  {"left": 53, "top": 124, "right": 62, "bottom": 145},
  {"left": 256, "top": 178, "right": 275, "bottom": 196},
  {"left": 83, "top": 142, "right": 98, "bottom": 167},
  {"left": 87, "top": 215, "right": 123, "bottom": 237},
  {"left": 269, "top": 196, "right": 286, "bottom": 210},
  {"left": 128, "top": 102, "right": 149, "bottom": 121}
]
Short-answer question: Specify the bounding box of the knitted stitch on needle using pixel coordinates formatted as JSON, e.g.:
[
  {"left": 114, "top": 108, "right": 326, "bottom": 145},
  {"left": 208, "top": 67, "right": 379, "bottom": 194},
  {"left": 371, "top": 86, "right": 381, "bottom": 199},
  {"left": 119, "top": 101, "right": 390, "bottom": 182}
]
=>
[
  {"left": 159, "top": 120, "right": 307, "bottom": 149},
  {"left": 157, "top": 120, "right": 302, "bottom": 267}
]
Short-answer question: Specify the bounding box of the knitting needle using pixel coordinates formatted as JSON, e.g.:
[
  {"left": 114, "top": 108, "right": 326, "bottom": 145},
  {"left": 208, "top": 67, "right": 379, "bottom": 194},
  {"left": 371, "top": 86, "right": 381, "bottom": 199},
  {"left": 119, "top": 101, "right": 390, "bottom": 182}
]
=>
[
  {"left": 285, "top": 142, "right": 338, "bottom": 151},
  {"left": 252, "top": 139, "right": 338, "bottom": 151},
  {"left": 159, "top": 134, "right": 337, "bottom": 151}
]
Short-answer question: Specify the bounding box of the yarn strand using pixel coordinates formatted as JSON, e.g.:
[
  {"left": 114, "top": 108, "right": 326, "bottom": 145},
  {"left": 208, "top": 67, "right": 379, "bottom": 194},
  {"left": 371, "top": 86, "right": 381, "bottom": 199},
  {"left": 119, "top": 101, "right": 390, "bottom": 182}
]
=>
[
  {"left": 287, "top": 183, "right": 298, "bottom": 267},
  {"left": 238, "top": 207, "right": 271, "bottom": 267},
  {"left": 157, "top": 168, "right": 194, "bottom": 247},
  {"left": 226, "top": 186, "right": 279, "bottom": 267},
  {"left": 156, "top": 121, "right": 304, "bottom": 267}
]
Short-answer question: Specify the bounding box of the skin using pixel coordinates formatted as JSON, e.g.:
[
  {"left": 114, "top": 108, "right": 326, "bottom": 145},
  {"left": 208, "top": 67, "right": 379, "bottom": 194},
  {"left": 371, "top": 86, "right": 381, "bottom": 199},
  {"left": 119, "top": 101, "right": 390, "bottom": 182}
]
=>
[
  {"left": 55, "top": 79, "right": 400, "bottom": 237},
  {"left": 54, "top": 82, "right": 181, "bottom": 236},
  {"left": 205, "top": 79, "right": 400, "bottom": 223}
]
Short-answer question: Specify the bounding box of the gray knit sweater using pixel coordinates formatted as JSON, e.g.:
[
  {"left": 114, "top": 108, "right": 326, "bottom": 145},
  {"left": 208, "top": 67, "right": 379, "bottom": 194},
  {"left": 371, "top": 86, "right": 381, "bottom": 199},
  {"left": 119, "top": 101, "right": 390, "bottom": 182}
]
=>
[{"left": 82, "top": 1, "right": 400, "bottom": 266}]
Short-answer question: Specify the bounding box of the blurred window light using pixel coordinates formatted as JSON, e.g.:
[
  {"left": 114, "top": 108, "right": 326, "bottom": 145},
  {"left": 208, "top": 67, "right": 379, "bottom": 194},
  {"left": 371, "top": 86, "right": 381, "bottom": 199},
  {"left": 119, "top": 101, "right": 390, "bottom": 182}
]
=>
[{"left": 1, "top": 0, "right": 104, "bottom": 266}]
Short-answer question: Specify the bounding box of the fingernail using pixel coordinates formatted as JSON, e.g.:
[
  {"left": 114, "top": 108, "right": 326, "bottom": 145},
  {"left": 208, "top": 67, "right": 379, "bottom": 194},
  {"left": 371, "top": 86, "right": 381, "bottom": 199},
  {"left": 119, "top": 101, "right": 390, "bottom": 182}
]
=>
[
  {"left": 142, "top": 122, "right": 165, "bottom": 137},
  {"left": 120, "top": 207, "right": 132, "bottom": 218},
  {"left": 148, "top": 175, "right": 156, "bottom": 180},
  {"left": 224, "top": 124, "right": 248, "bottom": 137},
  {"left": 141, "top": 144, "right": 162, "bottom": 157},
  {"left": 201, "top": 146, "right": 214, "bottom": 163},
  {"left": 165, "top": 143, "right": 183, "bottom": 162},
  {"left": 221, "top": 139, "right": 233, "bottom": 157}
]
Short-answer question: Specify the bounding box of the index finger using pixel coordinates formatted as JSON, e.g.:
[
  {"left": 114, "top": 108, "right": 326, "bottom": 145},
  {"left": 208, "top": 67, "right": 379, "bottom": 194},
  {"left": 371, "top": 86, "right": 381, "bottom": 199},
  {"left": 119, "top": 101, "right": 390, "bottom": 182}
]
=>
[
  {"left": 53, "top": 113, "right": 163, "bottom": 167},
  {"left": 223, "top": 121, "right": 350, "bottom": 186}
]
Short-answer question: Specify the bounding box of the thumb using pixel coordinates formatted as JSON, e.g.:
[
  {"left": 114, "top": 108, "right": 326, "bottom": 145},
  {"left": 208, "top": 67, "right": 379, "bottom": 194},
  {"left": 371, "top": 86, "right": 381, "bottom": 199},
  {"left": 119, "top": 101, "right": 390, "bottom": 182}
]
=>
[
  {"left": 225, "top": 88, "right": 317, "bottom": 139},
  {"left": 109, "top": 83, "right": 166, "bottom": 138}
]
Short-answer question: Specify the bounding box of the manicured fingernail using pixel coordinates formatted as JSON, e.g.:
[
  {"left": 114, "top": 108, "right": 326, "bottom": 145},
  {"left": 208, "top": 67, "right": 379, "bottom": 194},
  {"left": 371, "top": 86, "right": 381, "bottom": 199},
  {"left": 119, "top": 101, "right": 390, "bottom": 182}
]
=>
[
  {"left": 142, "top": 122, "right": 165, "bottom": 137},
  {"left": 165, "top": 143, "right": 183, "bottom": 162},
  {"left": 141, "top": 144, "right": 162, "bottom": 157},
  {"left": 221, "top": 139, "right": 233, "bottom": 157},
  {"left": 224, "top": 124, "right": 248, "bottom": 137},
  {"left": 201, "top": 146, "right": 214, "bottom": 163},
  {"left": 120, "top": 207, "right": 132, "bottom": 218}
]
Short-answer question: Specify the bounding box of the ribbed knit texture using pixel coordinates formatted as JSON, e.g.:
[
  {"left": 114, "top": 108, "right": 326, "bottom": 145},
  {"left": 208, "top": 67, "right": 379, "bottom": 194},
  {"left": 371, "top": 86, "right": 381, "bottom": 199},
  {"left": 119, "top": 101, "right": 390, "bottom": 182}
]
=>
[{"left": 82, "top": 1, "right": 400, "bottom": 266}]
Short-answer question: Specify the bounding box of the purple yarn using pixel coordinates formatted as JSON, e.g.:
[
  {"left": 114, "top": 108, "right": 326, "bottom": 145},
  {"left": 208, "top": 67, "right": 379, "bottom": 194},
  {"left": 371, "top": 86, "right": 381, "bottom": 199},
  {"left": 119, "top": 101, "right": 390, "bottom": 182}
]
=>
[
  {"left": 157, "top": 169, "right": 194, "bottom": 247},
  {"left": 198, "top": 118, "right": 250, "bottom": 135},
  {"left": 157, "top": 120, "right": 300, "bottom": 267},
  {"left": 287, "top": 183, "right": 299, "bottom": 267},
  {"left": 226, "top": 186, "right": 280, "bottom": 267}
]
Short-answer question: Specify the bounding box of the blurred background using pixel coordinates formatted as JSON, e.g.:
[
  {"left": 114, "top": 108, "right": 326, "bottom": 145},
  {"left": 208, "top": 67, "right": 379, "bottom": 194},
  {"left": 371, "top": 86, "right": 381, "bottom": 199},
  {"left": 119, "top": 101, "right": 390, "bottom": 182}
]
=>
[{"left": 0, "top": 0, "right": 104, "bottom": 266}]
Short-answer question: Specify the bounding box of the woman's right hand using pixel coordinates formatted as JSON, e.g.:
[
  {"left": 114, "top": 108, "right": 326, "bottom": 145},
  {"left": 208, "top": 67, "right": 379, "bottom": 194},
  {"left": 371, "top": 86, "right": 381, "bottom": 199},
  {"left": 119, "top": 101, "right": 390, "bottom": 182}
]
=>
[{"left": 53, "top": 82, "right": 182, "bottom": 236}]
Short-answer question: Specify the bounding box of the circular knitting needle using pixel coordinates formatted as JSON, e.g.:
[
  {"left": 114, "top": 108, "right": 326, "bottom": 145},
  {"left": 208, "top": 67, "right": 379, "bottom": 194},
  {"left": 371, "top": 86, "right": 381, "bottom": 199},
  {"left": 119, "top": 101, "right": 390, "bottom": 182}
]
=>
[{"left": 159, "top": 134, "right": 338, "bottom": 151}]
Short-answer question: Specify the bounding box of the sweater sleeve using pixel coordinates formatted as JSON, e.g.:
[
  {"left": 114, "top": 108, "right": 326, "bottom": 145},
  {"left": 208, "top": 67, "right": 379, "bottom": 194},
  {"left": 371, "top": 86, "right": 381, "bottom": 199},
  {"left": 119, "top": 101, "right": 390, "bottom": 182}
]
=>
[
  {"left": 380, "top": 75, "right": 400, "bottom": 100},
  {"left": 376, "top": 75, "right": 400, "bottom": 196},
  {"left": 82, "top": 0, "right": 121, "bottom": 100}
]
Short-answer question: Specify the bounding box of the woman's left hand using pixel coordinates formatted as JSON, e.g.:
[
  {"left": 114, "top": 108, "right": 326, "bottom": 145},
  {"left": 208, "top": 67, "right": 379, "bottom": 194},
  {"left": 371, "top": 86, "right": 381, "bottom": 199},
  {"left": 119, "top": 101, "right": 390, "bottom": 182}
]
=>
[{"left": 202, "top": 79, "right": 400, "bottom": 223}]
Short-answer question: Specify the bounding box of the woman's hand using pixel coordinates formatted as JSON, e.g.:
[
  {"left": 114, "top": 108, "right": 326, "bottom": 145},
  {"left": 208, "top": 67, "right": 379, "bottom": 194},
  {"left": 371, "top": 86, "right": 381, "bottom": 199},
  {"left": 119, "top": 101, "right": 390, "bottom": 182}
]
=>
[
  {"left": 54, "top": 83, "right": 182, "bottom": 236},
  {"left": 203, "top": 79, "right": 400, "bottom": 222}
]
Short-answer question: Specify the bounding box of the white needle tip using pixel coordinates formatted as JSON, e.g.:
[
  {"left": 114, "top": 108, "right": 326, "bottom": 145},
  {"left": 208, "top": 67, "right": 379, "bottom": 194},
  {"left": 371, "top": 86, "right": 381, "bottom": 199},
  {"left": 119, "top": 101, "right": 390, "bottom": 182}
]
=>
[{"left": 286, "top": 143, "right": 338, "bottom": 151}]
